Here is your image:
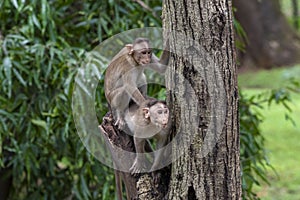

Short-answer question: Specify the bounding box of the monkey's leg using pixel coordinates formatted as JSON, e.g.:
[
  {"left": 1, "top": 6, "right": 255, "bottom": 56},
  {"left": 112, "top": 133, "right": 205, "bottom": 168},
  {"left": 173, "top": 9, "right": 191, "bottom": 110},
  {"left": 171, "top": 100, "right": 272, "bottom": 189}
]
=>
[
  {"left": 137, "top": 73, "right": 147, "bottom": 97},
  {"left": 138, "top": 85, "right": 147, "bottom": 97},
  {"left": 151, "top": 134, "right": 169, "bottom": 184},
  {"left": 130, "top": 137, "right": 146, "bottom": 175},
  {"left": 151, "top": 134, "right": 168, "bottom": 171},
  {"left": 110, "top": 87, "right": 131, "bottom": 129}
]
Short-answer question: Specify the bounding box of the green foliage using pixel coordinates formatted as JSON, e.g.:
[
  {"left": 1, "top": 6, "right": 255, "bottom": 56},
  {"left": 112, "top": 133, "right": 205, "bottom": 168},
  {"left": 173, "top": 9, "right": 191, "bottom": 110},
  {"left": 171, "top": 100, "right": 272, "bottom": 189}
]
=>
[
  {"left": 240, "top": 92, "right": 272, "bottom": 200},
  {"left": 233, "top": 14, "right": 248, "bottom": 52},
  {"left": 239, "top": 79, "right": 299, "bottom": 200},
  {"left": 258, "top": 92, "right": 300, "bottom": 200},
  {"left": 1, "top": 0, "right": 294, "bottom": 199},
  {"left": 0, "top": 0, "right": 161, "bottom": 199},
  {"left": 279, "top": 0, "right": 300, "bottom": 31}
]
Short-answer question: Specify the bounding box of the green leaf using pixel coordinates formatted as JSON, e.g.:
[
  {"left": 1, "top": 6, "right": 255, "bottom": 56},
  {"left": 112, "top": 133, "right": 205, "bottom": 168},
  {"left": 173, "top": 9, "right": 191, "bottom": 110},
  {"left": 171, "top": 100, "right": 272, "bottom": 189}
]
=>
[
  {"left": 80, "top": 174, "right": 91, "bottom": 198},
  {"left": 102, "top": 182, "right": 109, "bottom": 200},
  {"left": 31, "top": 119, "right": 47, "bottom": 130},
  {"left": 0, "top": 109, "right": 17, "bottom": 125},
  {"left": 13, "top": 68, "right": 27, "bottom": 86},
  {"left": 3, "top": 57, "right": 12, "bottom": 98},
  {"left": 32, "top": 13, "right": 41, "bottom": 30},
  {"left": 41, "top": 0, "right": 48, "bottom": 34},
  {"left": 10, "top": 0, "right": 18, "bottom": 9},
  {"left": 0, "top": 116, "right": 8, "bottom": 132}
]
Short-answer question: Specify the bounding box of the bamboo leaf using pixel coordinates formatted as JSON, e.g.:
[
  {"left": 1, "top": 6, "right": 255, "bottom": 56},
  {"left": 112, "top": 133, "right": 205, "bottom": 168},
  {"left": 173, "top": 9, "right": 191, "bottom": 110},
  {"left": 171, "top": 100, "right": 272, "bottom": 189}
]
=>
[
  {"left": 41, "top": 0, "right": 48, "bottom": 34},
  {"left": 32, "top": 13, "right": 41, "bottom": 30},
  {"left": 3, "top": 57, "right": 12, "bottom": 98},
  {"left": 13, "top": 68, "right": 27, "bottom": 86},
  {"left": 31, "top": 119, "right": 47, "bottom": 130},
  {"left": 80, "top": 174, "right": 91, "bottom": 198},
  {"left": 10, "top": 0, "right": 18, "bottom": 9}
]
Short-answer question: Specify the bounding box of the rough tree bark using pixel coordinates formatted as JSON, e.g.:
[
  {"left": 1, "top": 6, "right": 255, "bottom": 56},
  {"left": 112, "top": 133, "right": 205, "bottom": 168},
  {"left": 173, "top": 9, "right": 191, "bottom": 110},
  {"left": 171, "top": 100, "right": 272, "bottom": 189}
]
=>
[
  {"left": 162, "top": 0, "right": 241, "bottom": 199},
  {"left": 235, "top": 0, "right": 300, "bottom": 69}
]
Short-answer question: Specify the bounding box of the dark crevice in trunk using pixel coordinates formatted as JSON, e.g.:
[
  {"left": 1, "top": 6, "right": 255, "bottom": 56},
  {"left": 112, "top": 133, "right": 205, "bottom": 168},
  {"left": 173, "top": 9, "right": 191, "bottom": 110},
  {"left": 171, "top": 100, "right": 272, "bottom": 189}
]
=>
[{"left": 188, "top": 185, "right": 197, "bottom": 200}]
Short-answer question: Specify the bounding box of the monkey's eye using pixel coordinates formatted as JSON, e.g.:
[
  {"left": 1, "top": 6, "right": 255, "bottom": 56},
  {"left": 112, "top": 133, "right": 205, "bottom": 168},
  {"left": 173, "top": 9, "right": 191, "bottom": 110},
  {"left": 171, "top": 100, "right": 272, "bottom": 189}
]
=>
[
  {"left": 157, "top": 110, "right": 163, "bottom": 114},
  {"left": 141, "top": 50, "right": 151, "bottom": 55},
  {"left": 164, "top": 110, "right": 168, "bottom": 114}
]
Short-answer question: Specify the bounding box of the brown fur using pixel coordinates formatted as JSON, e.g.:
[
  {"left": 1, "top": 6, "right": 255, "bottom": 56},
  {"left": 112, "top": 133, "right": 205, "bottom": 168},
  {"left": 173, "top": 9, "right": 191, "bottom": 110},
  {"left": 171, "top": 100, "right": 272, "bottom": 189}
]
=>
[{"left": 104, "top": 38, "right": 169, "bottom": 129}]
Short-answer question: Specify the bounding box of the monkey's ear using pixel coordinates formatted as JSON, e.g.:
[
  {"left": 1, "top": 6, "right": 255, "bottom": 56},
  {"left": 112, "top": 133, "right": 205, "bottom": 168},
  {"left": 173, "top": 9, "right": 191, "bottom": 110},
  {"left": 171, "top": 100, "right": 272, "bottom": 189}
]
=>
[
  {"left": 142, "top": 108, "right": 150, "bottom": 119},
  {"left": 125, "top": 44, "right": 134, "bottom": 55}
]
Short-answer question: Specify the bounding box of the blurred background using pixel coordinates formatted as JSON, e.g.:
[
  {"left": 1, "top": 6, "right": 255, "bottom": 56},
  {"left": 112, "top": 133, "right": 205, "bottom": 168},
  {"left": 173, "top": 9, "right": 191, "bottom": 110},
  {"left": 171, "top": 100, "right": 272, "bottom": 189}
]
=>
[{"left": 0, "top": 0, "right": 299, "bottom": 199}]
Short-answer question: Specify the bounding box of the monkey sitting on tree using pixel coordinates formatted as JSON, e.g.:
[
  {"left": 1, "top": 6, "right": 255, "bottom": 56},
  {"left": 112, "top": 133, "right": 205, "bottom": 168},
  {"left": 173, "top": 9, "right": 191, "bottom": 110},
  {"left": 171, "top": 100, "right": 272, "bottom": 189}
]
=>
[
  {"left": 104, "top": 38, "right": 169, "bottom": 129},
  {"left": 109, "top": 99, "right": 170, "bottom": 200},
  {"left": 124, "top": 99, "right": 170, "bottom": 175}
]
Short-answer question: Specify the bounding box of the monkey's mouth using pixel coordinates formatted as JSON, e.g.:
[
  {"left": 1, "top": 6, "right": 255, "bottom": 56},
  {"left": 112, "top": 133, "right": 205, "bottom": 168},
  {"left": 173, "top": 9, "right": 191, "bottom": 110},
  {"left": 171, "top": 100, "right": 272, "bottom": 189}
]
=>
[
  {"left": 141, "top": 61, "right": 150, "bottom": 65},
  {"left": 155, "top": 123, "right": 164, "bottom": 129}
]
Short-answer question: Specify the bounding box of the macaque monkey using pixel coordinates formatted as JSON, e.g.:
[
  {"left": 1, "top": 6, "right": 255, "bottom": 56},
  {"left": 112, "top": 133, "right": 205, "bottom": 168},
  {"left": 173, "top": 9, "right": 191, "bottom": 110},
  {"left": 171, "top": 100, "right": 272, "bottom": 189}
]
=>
[
  {"left": 113, "top": 99, "right": 170, "bottom": 199},
  {"left": 104, "top": 38, "right": 169, "bottom": 129},
  {"left": 124, "top": 99, "right": 170, "bottom": 174}
]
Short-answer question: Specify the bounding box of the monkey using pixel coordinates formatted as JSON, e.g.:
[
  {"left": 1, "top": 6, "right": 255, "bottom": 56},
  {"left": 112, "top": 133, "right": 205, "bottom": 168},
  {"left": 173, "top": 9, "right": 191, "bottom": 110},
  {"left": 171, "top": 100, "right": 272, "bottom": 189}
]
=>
[
  {"left": 112, "top": 99, "right": 170, "bottom": 200},
  {"left": 104, "top": 38, "right": 169, "bottom": 129},
  {"left": 114, "top": 97, "right": 171, "bottom": 200},
  {"left": 124, "top": 99, "right": 170, "bottom": 175}
]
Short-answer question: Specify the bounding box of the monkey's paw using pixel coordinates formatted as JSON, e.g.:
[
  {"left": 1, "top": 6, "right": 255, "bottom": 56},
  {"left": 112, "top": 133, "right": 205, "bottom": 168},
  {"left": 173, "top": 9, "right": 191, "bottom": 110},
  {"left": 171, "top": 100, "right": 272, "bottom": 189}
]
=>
[
  {"left": 114, "top": 118, "right": 125, "bottom": 130},
  {"left": 129, "top": 160, "right": 145, "bottom": 175}
]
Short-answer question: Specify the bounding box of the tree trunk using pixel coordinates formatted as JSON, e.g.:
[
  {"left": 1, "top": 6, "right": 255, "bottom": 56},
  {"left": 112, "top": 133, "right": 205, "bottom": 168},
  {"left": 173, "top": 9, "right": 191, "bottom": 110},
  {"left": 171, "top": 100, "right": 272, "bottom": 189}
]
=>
[
  {"left": 235, "top": 0, "right": 300, "bottom": 69},
  {"left": 162, "top": 0, "right": 241, "bottom": 199}
]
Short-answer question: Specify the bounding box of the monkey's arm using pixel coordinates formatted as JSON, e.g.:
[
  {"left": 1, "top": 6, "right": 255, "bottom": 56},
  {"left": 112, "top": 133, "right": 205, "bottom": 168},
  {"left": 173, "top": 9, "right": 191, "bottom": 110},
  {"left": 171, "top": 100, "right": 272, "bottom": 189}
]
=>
[
  {"left": 123, "top": 74, "right": 146, "bottom": 106},
  {"left": 150, "top": 118, "right": 171, "bottom": 171},
  {"left": 149, "top": 50, "right": 170, "bottom": 74}
]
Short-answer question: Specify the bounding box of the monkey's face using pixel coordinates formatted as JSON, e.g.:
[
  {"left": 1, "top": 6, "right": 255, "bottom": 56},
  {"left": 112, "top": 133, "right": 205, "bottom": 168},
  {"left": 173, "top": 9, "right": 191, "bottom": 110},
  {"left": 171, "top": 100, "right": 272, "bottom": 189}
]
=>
[
  {"left": 132, "top": 42, "right": 152, "bottom": 65},
  {"left": 148, "top": 103, "right": 169, "bottom": 129},
  {"left": 133, "top": 49, "right": 152, "bottom": 65}
]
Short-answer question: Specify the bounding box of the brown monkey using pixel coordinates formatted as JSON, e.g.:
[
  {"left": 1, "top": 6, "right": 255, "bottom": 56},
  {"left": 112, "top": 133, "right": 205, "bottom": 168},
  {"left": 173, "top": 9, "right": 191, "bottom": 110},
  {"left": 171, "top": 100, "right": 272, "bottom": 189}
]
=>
[
  {"left": 124, "top": 99, "right": 170, "bottom": 174},
  {"left": 104, "top": 38, "right": 169, "bottom": 129},
  {"left": 113, "top": 99, "right": 170, "bottom": 199}
]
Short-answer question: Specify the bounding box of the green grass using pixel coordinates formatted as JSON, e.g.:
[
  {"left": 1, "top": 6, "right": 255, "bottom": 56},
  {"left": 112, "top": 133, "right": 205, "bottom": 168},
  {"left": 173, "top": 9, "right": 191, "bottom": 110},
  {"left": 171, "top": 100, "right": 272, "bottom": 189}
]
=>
[
  {"left": 238, "top": 65, "right": 300, "bottom": 89},
  {"left": 239, "top": 65, "right": 300, "bottom": 200}
]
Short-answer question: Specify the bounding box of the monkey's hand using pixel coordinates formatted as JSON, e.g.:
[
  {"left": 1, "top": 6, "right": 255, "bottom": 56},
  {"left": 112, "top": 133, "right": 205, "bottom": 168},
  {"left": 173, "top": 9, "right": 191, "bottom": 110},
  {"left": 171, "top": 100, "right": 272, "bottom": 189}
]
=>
[
  {"left": 129, "top": 156, "right": 146, "bottom": 175},
  {"left": 114, "top": 117, "right": 125, "bottom": 130}
]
